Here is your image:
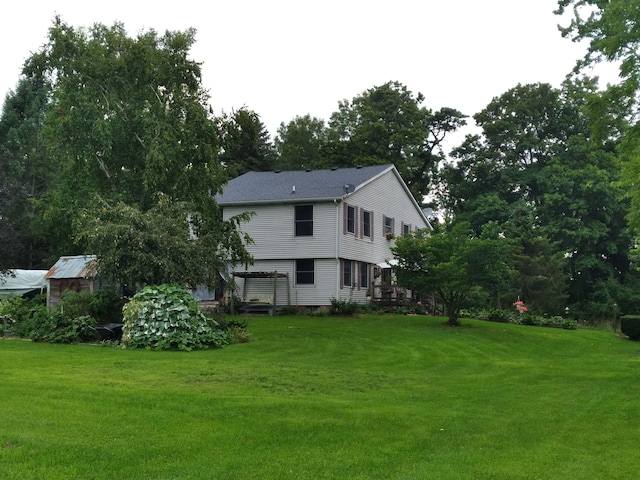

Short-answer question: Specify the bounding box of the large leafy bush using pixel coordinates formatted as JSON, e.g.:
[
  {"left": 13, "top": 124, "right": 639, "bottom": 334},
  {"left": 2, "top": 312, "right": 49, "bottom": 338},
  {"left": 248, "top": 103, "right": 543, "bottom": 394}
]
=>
[
  {"left": 0, "top": 294, "right": 98, "bottom": 342},
  {"left": 0, "top": 295, "right": 47, "bottom": 337},
  {"left": 122, "top": 284, "right": 228, "bottom": 351}
]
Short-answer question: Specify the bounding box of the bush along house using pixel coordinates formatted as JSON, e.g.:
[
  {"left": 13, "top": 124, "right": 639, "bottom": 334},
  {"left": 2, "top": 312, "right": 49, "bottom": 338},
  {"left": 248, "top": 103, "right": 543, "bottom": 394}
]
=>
[{"left": 216, "top": 164, "right": 431, "bottom": 311}]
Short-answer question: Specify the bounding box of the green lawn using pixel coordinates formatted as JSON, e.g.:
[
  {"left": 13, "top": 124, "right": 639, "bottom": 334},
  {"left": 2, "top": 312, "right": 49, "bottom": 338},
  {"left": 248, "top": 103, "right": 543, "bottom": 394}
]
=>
[{"left": 1, "top": 315, "right": 638, "bottom": 479}]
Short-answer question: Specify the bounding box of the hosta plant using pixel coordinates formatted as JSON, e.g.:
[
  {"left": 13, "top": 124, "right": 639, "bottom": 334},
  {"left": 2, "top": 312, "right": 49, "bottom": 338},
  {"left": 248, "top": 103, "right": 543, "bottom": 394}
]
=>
[{"left": 122, "top": 284, "right": 228, "bottom": 351}]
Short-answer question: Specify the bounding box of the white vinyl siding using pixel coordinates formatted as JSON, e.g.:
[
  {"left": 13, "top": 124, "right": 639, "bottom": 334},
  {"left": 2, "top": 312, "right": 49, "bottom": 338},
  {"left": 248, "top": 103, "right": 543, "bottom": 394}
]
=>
[
  {"left": 222, "top": 202, "right": 338, "bottom": 259},
  {"left": 339, "top": 169, "right": 429, "bottom": 263}
]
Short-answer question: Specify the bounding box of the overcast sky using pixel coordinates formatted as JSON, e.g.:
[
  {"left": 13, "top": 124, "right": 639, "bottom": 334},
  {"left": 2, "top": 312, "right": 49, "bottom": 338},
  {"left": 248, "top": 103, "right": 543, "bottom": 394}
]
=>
[{"left": 0, "top": 0, "right": 617, "bottom": 151}]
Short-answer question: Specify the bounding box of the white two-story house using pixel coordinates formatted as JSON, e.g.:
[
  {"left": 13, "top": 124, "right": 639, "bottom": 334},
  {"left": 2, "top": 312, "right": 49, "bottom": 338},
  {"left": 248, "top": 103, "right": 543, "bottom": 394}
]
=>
[{"left": 216, "top": 164, "right": 431, "bottom": 309}]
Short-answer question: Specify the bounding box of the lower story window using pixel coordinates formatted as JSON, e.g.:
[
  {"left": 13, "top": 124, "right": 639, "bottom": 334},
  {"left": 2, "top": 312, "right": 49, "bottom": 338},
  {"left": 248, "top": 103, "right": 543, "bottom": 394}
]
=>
[
  {"left": 296, "top": 259, "right": 315, "bottom": 285},
  {"left": 360, "top": 262, "right": 369, "bottom": 291},
  {"left": 342, "top": 259, "right": 353, "bottom": 287}
]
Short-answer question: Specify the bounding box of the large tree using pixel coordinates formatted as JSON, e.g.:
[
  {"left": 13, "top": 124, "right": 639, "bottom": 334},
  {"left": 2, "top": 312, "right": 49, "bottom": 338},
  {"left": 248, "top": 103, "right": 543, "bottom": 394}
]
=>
[
  {"left": 556, "top": 0, "right": 640, "bottom": 232},
  {"left": 274, "top": 114, "right": 328, "bottom": 171},
  {"left": 0, "top": 151, "right": 27, "bottom": 274},
  {"left": 392, "top": 223, "right": 513, "bottom": 326},
  {"left": 216, "top": 107, "right": 276, "bottom": 177},
  {"left": 438, "top": 80, "right": 631, "bottom": 317},
  {"left": 324, "top": 81, "right": 466, "bottom": 200},
  {"left": 0, "top": 76, "right": 52, "bottom": 268},
  {"left": 22, "top": 17, "right": 251, "bottom": 289},
  {"left": 76, "top": 196, "right": 252, "bottom": 289}
]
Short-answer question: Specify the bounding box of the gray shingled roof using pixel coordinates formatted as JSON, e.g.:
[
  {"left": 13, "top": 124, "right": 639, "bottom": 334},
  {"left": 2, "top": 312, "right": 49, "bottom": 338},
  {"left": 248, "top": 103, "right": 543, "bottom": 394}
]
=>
[{"left": 216, "top": 164, "right": 394, "bottom": 204}]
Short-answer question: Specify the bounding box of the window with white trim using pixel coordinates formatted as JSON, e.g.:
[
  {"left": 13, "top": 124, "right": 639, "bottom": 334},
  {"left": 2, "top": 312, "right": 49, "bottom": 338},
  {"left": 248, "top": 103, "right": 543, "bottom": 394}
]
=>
[
  {"left": 360, "top": 262, "right": 369, "bottom": 291},
  {"left": 384, "top": 215, "right": 394, "bottom": 234},
  {"left": 342, "top": 259, "right": 353, "bottom": 287},
  {"left": 295, "top": 204, "right": 313, "bottom": 236},
  {"left": 362, "top": 210, "right": 372, "bottom": 238},
  {"left": 295, "top": 259, "right": 315, "bottom": 285}
]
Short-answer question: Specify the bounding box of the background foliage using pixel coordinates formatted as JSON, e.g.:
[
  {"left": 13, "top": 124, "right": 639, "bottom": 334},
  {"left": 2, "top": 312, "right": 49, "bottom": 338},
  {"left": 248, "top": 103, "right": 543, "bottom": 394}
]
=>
[{"left": 3, "top": 5, "right": 640, "bottom": 320}]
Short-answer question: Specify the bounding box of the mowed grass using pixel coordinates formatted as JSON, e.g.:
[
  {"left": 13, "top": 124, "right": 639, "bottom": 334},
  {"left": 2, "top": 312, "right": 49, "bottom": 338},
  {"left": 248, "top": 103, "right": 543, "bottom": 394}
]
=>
[{"left": 1, "top": 315, "right": 639, "bottom": 479}]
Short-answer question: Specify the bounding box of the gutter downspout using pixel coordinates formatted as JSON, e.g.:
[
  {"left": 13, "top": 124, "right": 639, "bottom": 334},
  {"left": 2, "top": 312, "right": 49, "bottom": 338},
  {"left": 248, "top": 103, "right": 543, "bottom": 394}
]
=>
[{"left": 334, "top": 198, "right": 340, "bottom": 300}]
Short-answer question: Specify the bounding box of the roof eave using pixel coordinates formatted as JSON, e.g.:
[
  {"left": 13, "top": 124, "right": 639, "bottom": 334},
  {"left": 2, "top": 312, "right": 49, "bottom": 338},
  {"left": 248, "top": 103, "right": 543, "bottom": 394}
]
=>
[{"left": 218, "top": 196, "right": 343, "bottom": 207}]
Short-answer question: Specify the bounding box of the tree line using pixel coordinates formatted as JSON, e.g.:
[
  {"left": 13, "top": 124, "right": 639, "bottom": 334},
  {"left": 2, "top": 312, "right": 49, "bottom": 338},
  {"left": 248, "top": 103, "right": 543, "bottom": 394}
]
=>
[{"left": 1, "top": 2, "right": 640, "bottom": 323}]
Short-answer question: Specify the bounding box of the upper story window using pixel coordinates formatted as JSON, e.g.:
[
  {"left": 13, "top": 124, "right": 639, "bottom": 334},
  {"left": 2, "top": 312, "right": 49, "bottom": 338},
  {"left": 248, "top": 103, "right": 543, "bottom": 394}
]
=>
[
  {"left": 403, "top": 223, "right": 411, "bottom": 236},
  {"left": 362, "top": 210, "right": 372, "bottom": 238},
  {"left": 346, "top": 205, "right": 356, "bottom": 234},
  {"left": 384, "top": 215, "right": 394, "bottom": 235},
  {"left": 295, "top": 204, "right": 313, "bottom": 236}
]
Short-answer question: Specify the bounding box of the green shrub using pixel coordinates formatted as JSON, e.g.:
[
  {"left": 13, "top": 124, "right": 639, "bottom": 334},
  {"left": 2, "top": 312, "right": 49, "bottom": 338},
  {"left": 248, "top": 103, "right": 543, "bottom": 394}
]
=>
[
  {"left": 469, "top": 308, "right": 578, "bottom": 331},
  {"left": 122, "top": 284, "right": 228, "bottom": 351},
  {"left": 0, "top": 295, "right": 48, "bottom": 338},
  {"left": 1, "top": 292, "right": 112, "bottom": 343},
  {"left": 89, "top": 289, "right": 123, "bottom": 324},
  {"left": 215, "top": 315, "right": 253, "bottom": 344},
  {"left": 329, "top": 298, "right": 361, "bottom": 316},
  {"left": 620, "top": 315, "right": 640, "bottom": 340},
  {"left": 278, "top": 305, "right": 298, "bottom": 316},
  {"left": 226, "top": 325, "right": 254, "bottom": 344},
  {"left": 58, "top": 290, "right": 93, "bottom": 319},
  {"left": 308, "top": 307, "right": 330, "bottom": 317},
  {"left": 486, "top": 309, "right": 514, "bottom": 323},
  {"left": 406, "top": 303, "right": 426, "bottom": 315},
  {"left": 31, "top": 312, "right": 97, "bottom": 343}
]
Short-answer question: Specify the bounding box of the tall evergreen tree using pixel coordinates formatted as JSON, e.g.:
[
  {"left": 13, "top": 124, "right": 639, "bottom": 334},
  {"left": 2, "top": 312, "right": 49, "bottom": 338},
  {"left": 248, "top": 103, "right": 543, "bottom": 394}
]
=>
[
  {"left": 0, "top": 76, "right": 52, "bottom": 267},
  {"left": 216, "top": 107, "right": 276, "bottom": 177}
]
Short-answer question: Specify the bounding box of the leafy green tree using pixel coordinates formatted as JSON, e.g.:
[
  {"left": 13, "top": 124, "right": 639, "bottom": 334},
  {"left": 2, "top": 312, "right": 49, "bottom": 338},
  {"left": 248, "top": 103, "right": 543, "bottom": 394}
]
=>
[
  {"left": 556, "top": 0, "right": 640, "bottom": 232},
  {"left": 556, "top": 0, "right": 640, "bottom": 94},
  {"left": 0, "top": 151, "right": 26, "bottom": 273},
  {"left": 324, "top": 81, "right": 466, "bottom": 200},
  {"left": 392, "top": 223, "right": 513, "bottom": 326},
  {"left": 0, "top": 76, "right": 52, "bottom": 268},
  {"left": 216, "top": 107, "right": 276, "bottom": 176},
  {"left": 439, "top": 80, "right": 630, "bottom": 317},
  {"left": 76, "top": 196, "right": 252, "bottom": 290},
  {"left": 22, "top": 17, "right": 251, "bottom": 289},
  {"left": 274, "top": 114, "right": 328, "bottom": 171}
]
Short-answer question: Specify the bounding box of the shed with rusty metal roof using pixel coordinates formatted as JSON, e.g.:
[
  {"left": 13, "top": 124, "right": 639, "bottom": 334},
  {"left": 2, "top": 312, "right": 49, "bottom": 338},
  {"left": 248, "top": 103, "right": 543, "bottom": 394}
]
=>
[{"left": 45, "top": 255, "right": 99, "bottom": 308}]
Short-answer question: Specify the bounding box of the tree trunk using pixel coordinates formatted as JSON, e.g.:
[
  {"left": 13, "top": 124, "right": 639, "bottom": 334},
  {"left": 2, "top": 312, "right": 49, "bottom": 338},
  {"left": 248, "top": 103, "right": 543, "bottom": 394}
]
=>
[
  {"left": 442, "top": 292, "right": 463, "bottom": 326},
  {"left": 443, "top": 297, "right": 461, "bottom": 326},
  {"left": 446, "top": 313, "right": 460, "bottom": 327}
]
